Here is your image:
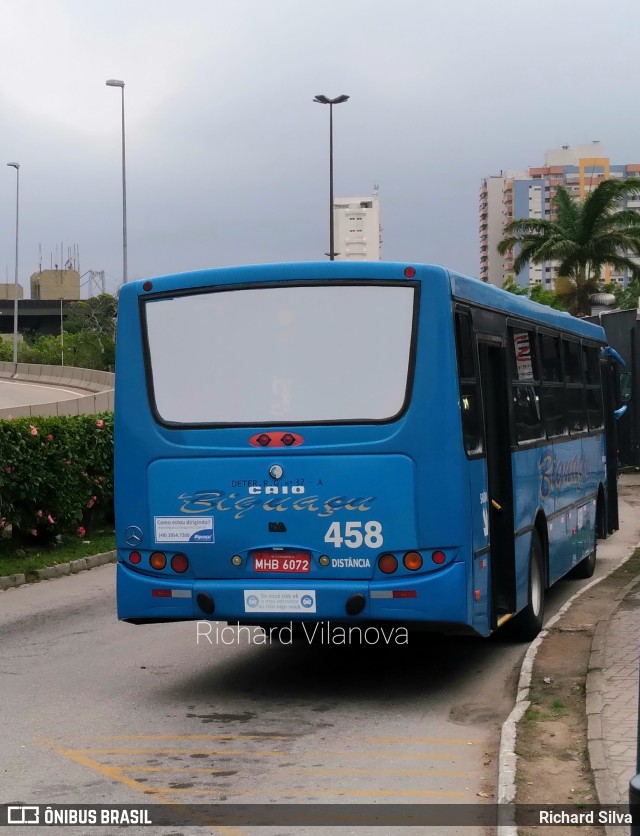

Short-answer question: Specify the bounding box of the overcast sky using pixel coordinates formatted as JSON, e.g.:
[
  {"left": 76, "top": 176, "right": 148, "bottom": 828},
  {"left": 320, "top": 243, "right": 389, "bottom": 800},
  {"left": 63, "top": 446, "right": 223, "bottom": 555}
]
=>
[{"left": 2, "top": 0, "right": 640, "bottom": 297}]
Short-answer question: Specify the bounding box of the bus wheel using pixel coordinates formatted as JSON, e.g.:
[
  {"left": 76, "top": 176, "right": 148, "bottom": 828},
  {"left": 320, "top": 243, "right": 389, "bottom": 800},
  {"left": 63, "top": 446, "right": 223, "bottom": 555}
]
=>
[{"left": 509, "top": 530, "right": 545, "bottom": 642}]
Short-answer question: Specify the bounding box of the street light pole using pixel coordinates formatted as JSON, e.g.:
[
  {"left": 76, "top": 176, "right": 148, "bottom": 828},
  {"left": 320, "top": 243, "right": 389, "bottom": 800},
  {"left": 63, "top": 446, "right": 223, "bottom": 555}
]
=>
[
  {"left": 7, "top": 162, "right": 20, "bottom": 368},
  {"left": 313, "top": 94, "right": 349, "bottom": 260},
  {"left": 106, "top": 79, "right": 128, "bottom": 284}
]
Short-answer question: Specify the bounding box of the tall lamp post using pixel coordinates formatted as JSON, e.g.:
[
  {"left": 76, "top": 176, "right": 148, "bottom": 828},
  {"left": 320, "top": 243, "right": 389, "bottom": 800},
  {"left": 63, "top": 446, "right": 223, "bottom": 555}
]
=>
[
  {"left": 105, "top": 79, "right": 128, "bottom": 284},
  {"left": 313, "top": 94, "right": 349, "bottom": 260},
  {"left": 7, "top": 162, "right": 20, "bottom": 367}
]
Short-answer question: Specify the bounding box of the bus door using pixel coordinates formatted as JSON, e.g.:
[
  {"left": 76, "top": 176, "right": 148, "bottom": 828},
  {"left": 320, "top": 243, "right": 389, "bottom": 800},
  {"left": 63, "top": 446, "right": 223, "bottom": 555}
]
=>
[{"left": 477, "top": 338, "right": 517, "bottom": 625}]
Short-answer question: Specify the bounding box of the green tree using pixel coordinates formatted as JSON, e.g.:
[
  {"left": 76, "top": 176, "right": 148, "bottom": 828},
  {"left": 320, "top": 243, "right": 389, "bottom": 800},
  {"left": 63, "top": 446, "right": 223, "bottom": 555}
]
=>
[
  {"left": 498, "top": 179, "right": 640, "bottom": 315},
  {"left": 611, "top": 276, "right": 640, "bottom": 311},
  {"left": 501, "top": 276, "right": 528, "bottom": 296}
]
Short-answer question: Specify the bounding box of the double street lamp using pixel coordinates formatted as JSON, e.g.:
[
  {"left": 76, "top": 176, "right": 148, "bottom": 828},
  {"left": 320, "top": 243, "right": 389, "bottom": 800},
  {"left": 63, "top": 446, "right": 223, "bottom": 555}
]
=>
[
  {"left": 105, "top": 79, "right": 128, "bottom": 284},
  {"left": 6, "top": 162, "right": 20, "bottom": 367},
  {"left": 313, "top": 94, "right": 349, "bottom": 260}
]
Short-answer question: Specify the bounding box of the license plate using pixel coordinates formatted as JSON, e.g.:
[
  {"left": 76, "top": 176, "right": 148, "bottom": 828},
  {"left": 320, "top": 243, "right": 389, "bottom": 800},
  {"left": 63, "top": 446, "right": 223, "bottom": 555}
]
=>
[{"left": 253, "top": 552, "right": 311, "bottom": 573}]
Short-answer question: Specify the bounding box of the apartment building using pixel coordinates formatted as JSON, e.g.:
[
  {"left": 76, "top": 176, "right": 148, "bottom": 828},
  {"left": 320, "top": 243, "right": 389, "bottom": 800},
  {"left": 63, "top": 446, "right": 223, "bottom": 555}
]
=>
[{"left": 480, "top": 142, "right": 640, "bottom": 288}]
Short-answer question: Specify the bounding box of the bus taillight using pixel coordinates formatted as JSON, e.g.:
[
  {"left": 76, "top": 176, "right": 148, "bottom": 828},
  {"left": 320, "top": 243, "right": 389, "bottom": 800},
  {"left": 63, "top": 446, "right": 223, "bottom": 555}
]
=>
[
  {"left": 403, "top": 551, "right": 423, "bottom": 571},
  {"left": 150, "top": 552, "right": 167, "bottom": 570},
  {"left": 432, "top": 550, "right": 446, "bottom": 565},
  {"left": 378, "top": 554, "right": 398, "bottom": 574},
  {"left": 171, "top": 554, "right": 189, "bottom": 573},
  {"left": 130, "top": 551, "right": 141, "bottom": 564}
]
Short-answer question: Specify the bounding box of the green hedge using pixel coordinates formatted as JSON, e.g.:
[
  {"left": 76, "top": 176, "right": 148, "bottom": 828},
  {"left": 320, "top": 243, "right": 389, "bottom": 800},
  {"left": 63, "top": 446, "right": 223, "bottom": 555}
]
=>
[{"left": 0, "top": 413, "right": 113, "bottom": 540}]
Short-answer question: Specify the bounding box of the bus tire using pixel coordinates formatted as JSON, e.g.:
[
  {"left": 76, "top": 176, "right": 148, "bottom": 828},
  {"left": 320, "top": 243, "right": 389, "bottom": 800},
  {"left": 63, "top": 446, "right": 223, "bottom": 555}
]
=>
[
  {"left": 569, "top": 497, "right": 601, "bottom": 579},
  {"left": 569, "top": 547, "right": 596, "bottom": 579},
  {"left": 509, "top": 530, "right": 545, "bottom": 642}
]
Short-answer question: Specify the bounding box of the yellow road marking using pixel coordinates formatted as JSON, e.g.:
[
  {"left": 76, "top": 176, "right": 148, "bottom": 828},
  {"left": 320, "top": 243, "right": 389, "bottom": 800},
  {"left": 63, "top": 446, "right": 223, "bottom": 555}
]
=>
[
  {"left": 42, "top": 741, "right": 246, "bottom": 836},
  {"left": 300, "top": 768, "right": 475, "bottom": 777},
  {"left": 365, "top": 736, "right": 480, "bottom": 744},
  {"left": 118, "top": 766, "right": 475, "bottom": 777},
  {"left": 75, "top": 748, "right": 459, "bottom": 759},
  {"left": 70, "top": 734, "right": 294, "bottom": 741},
  {"left": 140, "top": 787, "right": 468, "bottom": 798},
  {"left": 119, "top": 766, "right": 242, "bottom": 773}
]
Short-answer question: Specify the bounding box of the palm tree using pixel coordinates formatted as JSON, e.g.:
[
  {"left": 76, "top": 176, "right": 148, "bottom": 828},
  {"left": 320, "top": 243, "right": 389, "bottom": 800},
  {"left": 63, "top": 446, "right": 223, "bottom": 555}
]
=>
[{"left": 497, "top": 178, "right": 640, "bottom": 314}]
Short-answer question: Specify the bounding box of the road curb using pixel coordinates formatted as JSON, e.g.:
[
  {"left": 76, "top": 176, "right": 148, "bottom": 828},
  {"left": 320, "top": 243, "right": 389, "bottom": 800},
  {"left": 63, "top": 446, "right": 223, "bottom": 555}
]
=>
[
  {"left": 497, "top": 537, "right": 640, "bottom": 836},
  {"left": 0, "top": 550, "right": 116, "bottom": 590}
]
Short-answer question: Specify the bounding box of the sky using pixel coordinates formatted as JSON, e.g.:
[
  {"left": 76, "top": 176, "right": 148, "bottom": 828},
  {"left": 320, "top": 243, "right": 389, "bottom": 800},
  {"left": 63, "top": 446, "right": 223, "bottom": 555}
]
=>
[{"left": 2, "top": 0, "right": 640, "bottom": 297}]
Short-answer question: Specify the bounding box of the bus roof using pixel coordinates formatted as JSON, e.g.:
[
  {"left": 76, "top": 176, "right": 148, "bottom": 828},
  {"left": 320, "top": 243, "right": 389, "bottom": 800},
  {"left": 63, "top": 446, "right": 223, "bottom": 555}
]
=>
[
  {"left": 126, "top": 261, "right": 606, "bottom": 342},
  {"left": 448, "top": 270, "right": 606, "bottom": 341}
]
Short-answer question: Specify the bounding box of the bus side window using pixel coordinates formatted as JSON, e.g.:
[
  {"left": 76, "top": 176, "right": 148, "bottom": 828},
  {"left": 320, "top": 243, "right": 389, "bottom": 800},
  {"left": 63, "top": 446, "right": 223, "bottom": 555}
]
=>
[
  {"left": 539, "top": 333, "right": 567, "bottom": 437},
  {"left": 583, "top": 344, "right": 604, "bottom": 430},
  {"left": 454, "top": 311, "right": 483, "bottom": 455},
  {"left": 563, "top": 339, "right": 587, "bottom": 434},
  {"left": 509, "top": 327, "right": 543, "bottom": 443}
]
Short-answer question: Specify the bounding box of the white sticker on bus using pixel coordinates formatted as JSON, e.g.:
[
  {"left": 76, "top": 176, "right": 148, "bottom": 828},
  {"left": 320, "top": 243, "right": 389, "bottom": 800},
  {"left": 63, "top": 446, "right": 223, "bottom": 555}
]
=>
[
  {"left": 243, "top": 590, "right": 316, "bottom": 613},
  {"left": 154, "top": 516, "right": 214, "bottom": 543}
]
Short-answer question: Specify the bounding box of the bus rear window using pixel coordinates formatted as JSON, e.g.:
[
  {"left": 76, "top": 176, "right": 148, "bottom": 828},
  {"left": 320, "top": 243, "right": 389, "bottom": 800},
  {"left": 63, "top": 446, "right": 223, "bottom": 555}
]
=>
[{"left": 144, "top": 283, "right": 415, "bottom": 425}]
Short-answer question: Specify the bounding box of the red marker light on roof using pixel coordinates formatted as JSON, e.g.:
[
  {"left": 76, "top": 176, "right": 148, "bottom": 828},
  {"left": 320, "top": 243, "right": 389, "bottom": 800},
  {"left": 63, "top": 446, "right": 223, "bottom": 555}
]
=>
[
  {"left": 143, "top": 281, "right": 153, "bottom": 291},
  {"left": 404, "top": 266, "right": 416, "bottom": 278}
]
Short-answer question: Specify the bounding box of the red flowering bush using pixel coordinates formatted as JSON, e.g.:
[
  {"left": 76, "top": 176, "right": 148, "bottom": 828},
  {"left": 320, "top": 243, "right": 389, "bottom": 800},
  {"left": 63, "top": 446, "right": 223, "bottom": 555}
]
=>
[{"left": 0, "top": 413, "right": 113, "bottom": 540}]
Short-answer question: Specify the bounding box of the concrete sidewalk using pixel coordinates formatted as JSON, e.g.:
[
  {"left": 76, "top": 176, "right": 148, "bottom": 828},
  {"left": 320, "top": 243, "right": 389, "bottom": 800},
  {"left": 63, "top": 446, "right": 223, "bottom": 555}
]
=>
[{"left": 588, "top": 572, "right": 640, "bottom": 807}]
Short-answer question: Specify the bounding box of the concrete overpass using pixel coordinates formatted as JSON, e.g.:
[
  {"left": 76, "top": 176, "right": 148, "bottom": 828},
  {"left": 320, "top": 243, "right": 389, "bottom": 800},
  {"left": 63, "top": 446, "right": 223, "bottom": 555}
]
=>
[{"left": 0, "top": 299, "right": 80, "bottom": 338}]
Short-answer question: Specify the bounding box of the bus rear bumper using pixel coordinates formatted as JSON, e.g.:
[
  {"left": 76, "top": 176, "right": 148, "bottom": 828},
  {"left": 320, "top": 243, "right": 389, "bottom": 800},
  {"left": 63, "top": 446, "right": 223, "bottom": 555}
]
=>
[{"left": 117, "top": 561, "right": 470, "bottom": 627}]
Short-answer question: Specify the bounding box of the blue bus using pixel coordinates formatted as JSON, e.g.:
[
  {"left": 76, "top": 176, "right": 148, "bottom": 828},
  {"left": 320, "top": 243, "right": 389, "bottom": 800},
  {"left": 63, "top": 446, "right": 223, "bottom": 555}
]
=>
[{"left": 115, "top": 262, "right": 628, "bottom": 641}]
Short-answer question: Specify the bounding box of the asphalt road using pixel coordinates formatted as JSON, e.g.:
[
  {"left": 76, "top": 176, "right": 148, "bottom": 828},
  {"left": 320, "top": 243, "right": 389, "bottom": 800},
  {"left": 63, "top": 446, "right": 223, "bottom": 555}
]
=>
[
  {"left": 0, "top": 379, "right": 87, "bottom": 409},
  {"left": 1, "top": 486, "right": 638, "bottom": 836}
]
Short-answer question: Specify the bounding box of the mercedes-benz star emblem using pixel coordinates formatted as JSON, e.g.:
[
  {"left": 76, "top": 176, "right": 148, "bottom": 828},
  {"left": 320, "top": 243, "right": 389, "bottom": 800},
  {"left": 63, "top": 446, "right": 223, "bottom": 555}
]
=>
[
  {"left": 269, "top": 465, "right": 284, "bottom": 480},
  {"left": 125, "top": 525, "right": 143, "bottom": 546}
]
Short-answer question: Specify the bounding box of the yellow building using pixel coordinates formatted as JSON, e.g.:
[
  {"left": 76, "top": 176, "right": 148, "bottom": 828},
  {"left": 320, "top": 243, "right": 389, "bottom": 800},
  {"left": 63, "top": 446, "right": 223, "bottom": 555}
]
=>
[
  {"left": 30, "top": 269, "right": 80, "bottom": 300},
  {"left": 0, "top": 283, "right": 24, "bottom": 300}
]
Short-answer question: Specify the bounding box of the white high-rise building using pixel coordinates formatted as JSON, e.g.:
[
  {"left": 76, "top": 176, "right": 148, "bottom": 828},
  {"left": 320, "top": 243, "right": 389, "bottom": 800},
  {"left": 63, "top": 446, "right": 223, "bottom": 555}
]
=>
[{"left": 333, "top": 195, "right": 381, "bottom": 261}]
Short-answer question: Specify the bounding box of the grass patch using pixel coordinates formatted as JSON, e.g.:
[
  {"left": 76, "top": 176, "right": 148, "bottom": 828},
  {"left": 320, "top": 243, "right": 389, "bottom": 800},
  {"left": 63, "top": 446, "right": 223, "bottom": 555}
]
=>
[
  {"left": 550, "top": 698, "right": 567, "bottom": 715},
  {"left": 522, "top": 706, "right": 542, "bottom": 725},
  {"left": 0, "top": 529, "right": 115, "bottom": 579}
]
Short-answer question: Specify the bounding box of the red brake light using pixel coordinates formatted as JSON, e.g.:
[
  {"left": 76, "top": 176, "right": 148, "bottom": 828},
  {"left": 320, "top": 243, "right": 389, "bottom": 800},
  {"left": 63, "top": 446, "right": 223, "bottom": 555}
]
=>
[
  {"left": 171, "top": 554, "right": 189, "bottom": 573},
  {"left": 130, "top": 551, "right": 141, "bottom": 564},
  {"left": 432, "top": 550, "right": 446, "bottom": 565}
]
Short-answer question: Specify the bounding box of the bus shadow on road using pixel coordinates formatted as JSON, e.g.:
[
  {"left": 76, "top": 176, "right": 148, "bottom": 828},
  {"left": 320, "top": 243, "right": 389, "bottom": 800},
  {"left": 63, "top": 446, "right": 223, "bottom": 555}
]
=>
[{"left": 158, "top": 623, "right": 523, "bottom": 710}]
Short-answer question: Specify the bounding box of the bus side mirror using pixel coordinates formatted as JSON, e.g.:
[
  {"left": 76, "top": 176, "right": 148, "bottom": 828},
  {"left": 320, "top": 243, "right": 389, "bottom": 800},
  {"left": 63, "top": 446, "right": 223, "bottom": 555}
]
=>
[{"left": 619, "top": 372, "right": 632, "bottom": 404}]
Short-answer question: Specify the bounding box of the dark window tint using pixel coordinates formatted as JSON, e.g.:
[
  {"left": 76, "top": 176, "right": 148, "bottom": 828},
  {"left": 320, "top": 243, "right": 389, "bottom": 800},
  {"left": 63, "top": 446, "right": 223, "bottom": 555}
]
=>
[
  {"left": 583, "top": 344, "right": 604, "bottom": 429},
  {"left": 563, "top": 340, "right": 582, "bottom": 383},
  {"left": 460, "top": 382, "right": 483, "bottom": 454},
  {"left": 567, "top": 387, "right": 587, "bottom": 433},
  {"left": 586, "top": 386, "right": 604, "bottom": 430},
  {"left": 513, "top": 384, "right": 544, "bottom": 442},
  {"left": 455, "top": 311, "right": 475, "bottom": 379},
  {"left": 541, "top": 386, "right": 568, "bottom": 437},
  {"left": 539, "top": 334, "right": 561, "bottom": 382},
  {"left": 583, "top": 345, "right": 601, "bottom": 386},
  {"left": 455, "top": 312, "right": 483, "bottom": 455}
]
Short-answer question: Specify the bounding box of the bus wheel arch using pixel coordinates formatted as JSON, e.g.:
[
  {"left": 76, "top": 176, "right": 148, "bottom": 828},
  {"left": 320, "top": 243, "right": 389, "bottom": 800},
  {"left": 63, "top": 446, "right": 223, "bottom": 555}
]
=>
[
  {"left": 569, "top": 489, "right": 603, "bottom": 580},
  {"left": 596, "top": 484, "right": 607, "bottom": 540},
  {"left": 508, "top": 520, "right": 547, "bottom": 642}
]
